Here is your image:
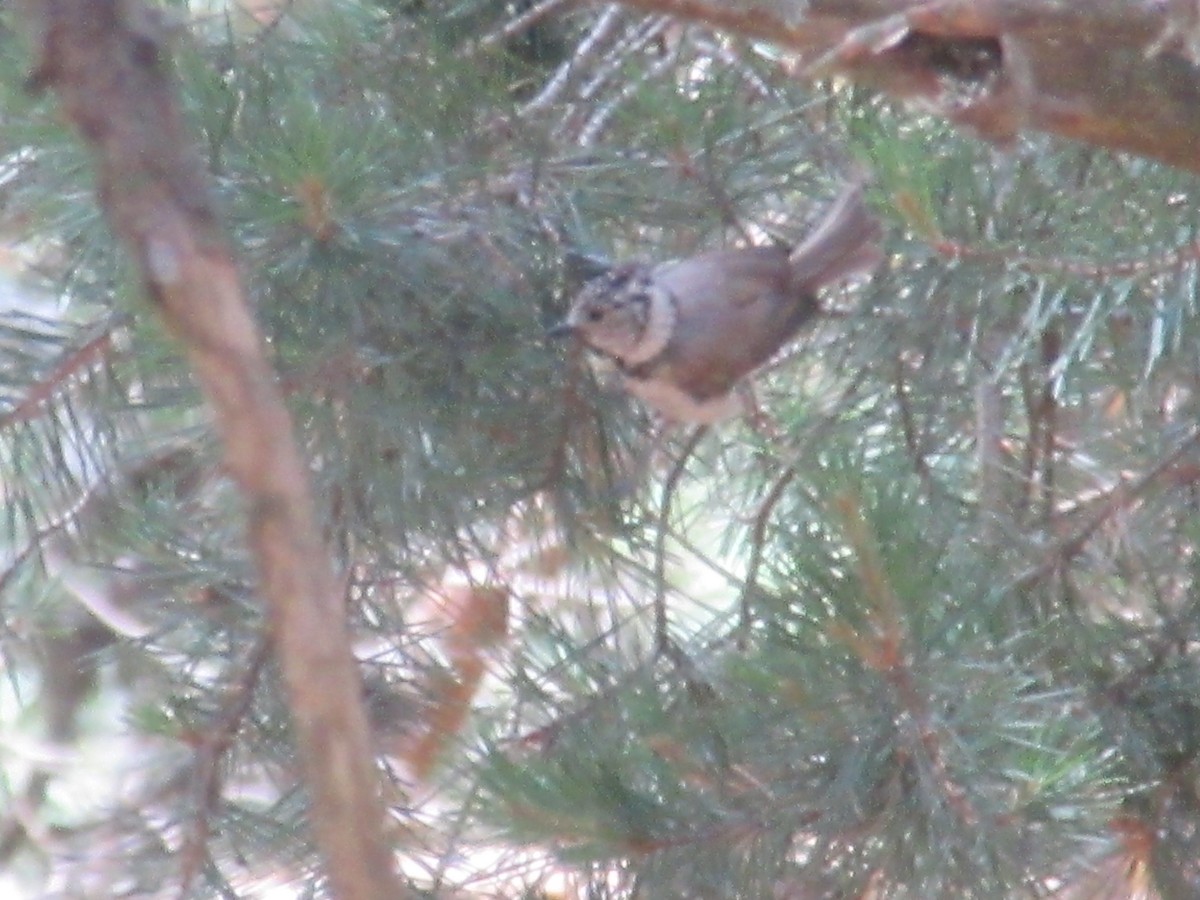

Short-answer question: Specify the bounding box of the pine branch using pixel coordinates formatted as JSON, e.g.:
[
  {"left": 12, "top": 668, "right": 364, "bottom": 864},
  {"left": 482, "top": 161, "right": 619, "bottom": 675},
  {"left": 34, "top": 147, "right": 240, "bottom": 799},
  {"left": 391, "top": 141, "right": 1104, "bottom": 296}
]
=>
[
  {"left": 610, "top": 0, "right": 1200, "bottom": 175},
  {"left": 16, "top": 3, "right": 407, "bottom": 897},
  {"left": 471, "top": 0, "right": 583, "bottom": 55},
  {"left": 654, "top": 425, "right": 707, "bottom": 655},
  {"left": 0, "top": 320, "right": 118, "bottom": 431},
  {"left": 1011, "top": 426, "right": 1200, "bottom": 592},
  {"left": 737, "top": 462, "right": 796, "bottom": 638},
  {"left": 178, "top": 634, "right": 271, "bottom": 898},
  {"left": 0, "top": 620, "right": 108, "bottom": 866},
  {"left": 521, "top": 4, "right": 625, "bottom": 115},
  {"left": 926, "top": 224, "right": 1200, "bottom": 279}
]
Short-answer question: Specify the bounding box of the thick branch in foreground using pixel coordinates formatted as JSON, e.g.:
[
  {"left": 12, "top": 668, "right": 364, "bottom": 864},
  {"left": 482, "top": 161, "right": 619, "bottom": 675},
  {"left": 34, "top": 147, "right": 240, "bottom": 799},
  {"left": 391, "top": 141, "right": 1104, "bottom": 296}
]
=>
[
  {"left": 19, "top": 3, "right": 406, "bottom": 898},
  {"left": 612, "top": 0, "right": 1200, "bottom": 175}
]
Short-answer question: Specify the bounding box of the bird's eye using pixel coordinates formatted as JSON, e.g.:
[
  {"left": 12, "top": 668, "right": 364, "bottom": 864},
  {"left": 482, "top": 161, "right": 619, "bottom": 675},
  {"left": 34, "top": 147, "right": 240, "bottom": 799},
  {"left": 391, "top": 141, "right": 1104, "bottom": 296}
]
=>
[{"left": 586, "top": 307, "right": 604, "bottom": 322}]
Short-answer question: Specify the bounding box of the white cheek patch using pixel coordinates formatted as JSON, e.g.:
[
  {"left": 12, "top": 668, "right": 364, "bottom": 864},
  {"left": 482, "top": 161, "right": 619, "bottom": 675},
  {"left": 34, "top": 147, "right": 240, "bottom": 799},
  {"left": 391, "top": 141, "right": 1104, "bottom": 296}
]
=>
[{"left": 619, "top": 283, "right": 676, "bottom": 367}]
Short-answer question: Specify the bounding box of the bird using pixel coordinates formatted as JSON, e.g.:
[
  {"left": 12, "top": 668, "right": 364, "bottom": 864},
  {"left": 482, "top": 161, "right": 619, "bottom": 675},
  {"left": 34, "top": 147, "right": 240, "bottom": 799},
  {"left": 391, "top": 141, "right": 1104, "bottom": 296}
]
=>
[{"left": 548, "top": 182, "right": 883, "bottom": 423}]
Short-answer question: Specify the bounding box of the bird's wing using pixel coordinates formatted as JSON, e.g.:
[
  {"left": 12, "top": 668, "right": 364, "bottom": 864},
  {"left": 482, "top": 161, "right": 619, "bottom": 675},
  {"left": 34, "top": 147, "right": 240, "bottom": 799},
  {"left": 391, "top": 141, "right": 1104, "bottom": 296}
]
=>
[
  {"left": 653, "top": 247, "right": 792, "bottom": 308},
  {"left": 649, "top": 248, "right": 815, "bottom": 401}
]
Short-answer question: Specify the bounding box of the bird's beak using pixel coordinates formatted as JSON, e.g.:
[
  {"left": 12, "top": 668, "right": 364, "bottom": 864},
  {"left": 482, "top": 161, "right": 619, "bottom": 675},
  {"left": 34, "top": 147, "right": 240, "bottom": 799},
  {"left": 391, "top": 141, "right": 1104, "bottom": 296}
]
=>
[{"left": 546, "top": 321, "right": 576, "bottom": 339}]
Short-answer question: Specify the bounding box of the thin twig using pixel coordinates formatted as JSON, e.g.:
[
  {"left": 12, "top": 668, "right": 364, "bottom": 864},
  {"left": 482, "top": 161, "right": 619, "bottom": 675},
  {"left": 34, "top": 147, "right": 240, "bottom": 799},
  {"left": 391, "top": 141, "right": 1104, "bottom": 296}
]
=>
[
  {"left": 520, "top": 4, "right": 624, "bottom": 116},
  {"left": 692, "top": 35, "right": 773, "bottom": 99},
  {"left": 1037, "top": 327, "right": 1060, "bottom": 532},
  {"left": 892, "top": 356, "right": 937, "bottom": 501},
  {"left": 1011, "top": 426, "right": 1200, "bottom": 592},
  {"left": 577, "top": 15, "right": 670, "bottom": 101},
  {"left": 932, "top": 232, "right": 1200, "bottom": 281},
  {"left": 538, "top": 340, "right": 587, "bottom": 491},
  {"left": 653, "top": 425, "right": 707, "bottom": 655},
  {"left": 178, "top": 634, "right": 272, "bottom": 898},
  {"left": 737, "top": 464, "right": 796, "bottom": 642},
  {"left": 469, "top": 0, "right": 580, "bottom": 56},
  {"left": 0, "top": 323, "right": 118, "bottom": 431},
  {"left": 0, "top": 464, "right": 113, "bottom": 600},
  {"left": 1017, "top": 360, "right": 1039, "bottom": 520},
  {"left": 700, "top": 145, "right": 756, "bottom": 245},
  {"left": 576, "top": 19, "right": 677, "bottom": 145},
  {"left": 974, "top": 373, "right": 1006, "bottom": 543}
]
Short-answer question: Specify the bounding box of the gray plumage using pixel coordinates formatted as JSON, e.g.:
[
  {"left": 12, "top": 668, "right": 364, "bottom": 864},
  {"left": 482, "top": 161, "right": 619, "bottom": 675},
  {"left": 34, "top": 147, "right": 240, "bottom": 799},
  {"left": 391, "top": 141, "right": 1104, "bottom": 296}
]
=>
[{"left": 555, "top": 183, "right": 883, "bottom": 422}]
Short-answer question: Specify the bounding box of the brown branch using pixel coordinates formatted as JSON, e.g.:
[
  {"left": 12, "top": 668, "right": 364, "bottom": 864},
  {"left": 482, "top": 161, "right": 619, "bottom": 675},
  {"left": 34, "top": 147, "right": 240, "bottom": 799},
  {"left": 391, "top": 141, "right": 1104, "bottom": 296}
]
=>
[
  {"left": 608, "top": 0, "right": 834, "bottom": 49},
  {"left": 1011, "top": 426, "right": 1200, "bottom": 592},
  {"left": 892, "top": 356, "right": 937, "bottom": 500},
  {"left": 737, "top": 464, "right": 796, "bottom": 640},
  {"left": 929, "top": 232, "right": 1200, "bottom": 280},
  {"left": 1036, "top": 326, "right": 1060, "bottom": 531},
  {"left": 178, "top": 635, "right": 272, "bottom": 898},
  {"left": 611, "top": 0, "right": 1200, "bottom": 176},
  {"left": 0, "top": 324, "right": 117, "bottom": 430},
  {"left": 18, "top": 3, "right": 406, "bottom": 898}
]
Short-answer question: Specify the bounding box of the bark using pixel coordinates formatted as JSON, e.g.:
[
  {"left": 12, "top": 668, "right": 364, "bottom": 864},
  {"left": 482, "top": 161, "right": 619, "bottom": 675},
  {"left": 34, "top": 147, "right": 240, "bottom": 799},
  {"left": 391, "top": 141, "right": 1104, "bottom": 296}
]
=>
[
  {"left": 18, "top": 2, "right": 407, "bottom": 897},
  {"left": 615, "top": 0, "right": 1200, "bottom": 174}
]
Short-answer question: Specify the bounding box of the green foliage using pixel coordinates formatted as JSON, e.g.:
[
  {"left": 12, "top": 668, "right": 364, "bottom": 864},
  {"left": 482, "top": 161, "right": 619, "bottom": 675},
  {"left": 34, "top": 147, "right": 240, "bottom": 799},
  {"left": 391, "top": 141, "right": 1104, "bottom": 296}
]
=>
[{"left": 4, "top": 0, "right": 1200, "bottom": 897}]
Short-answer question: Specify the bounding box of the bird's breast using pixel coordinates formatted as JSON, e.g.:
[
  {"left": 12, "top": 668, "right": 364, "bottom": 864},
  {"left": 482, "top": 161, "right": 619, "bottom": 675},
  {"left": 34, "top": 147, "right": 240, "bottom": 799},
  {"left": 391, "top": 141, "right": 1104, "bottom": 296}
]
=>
[{"left": 622, "top": 374, "right": 741, "bottom": 423}]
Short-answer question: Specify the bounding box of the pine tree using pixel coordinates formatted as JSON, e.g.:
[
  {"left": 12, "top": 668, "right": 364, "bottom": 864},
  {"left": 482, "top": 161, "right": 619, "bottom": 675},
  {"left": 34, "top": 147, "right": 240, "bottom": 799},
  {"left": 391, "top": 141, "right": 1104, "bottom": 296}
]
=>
[{"left": 3, "top": 1, "right": 1200, "bottom": 897}]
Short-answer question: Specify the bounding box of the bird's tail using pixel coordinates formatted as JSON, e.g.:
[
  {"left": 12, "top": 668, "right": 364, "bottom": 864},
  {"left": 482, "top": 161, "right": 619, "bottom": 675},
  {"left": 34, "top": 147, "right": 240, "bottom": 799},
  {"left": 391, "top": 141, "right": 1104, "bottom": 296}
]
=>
[{"left": 787, "top": 181, "right": 884, "bottom": 293}]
